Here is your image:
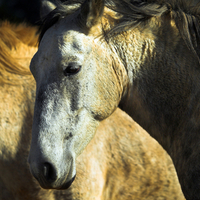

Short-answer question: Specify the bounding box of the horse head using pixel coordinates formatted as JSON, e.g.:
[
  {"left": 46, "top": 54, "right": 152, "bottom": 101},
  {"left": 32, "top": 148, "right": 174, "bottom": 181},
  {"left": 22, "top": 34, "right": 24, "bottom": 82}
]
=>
[{"left": 28, "top": 0, "right": 125, "bottom": 189}]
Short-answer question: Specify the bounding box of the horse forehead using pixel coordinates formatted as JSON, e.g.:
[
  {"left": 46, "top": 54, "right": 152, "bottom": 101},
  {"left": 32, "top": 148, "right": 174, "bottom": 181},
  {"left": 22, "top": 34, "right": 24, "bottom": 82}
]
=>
[
  {"left": 58, "top": 31, "right": 90, "bottom": 55},
  {"left": 37, "top": 32, "right": 88, "bottom": 66}
]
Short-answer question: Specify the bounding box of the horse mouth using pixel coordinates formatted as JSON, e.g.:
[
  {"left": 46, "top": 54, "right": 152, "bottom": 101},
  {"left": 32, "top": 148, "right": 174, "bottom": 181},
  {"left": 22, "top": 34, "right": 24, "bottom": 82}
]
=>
[{"left": 31, "top": 168, "right": 76, "bottom": 190}]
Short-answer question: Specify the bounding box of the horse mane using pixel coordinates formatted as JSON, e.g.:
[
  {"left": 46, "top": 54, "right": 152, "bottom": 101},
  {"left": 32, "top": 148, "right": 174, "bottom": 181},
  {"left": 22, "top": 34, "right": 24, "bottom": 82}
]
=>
[
  {"left": 39, "top": 0, "right": 200, "bottom": 60},
  {"left": 0, "top": 21, "right": 38, "bottom": 85}
]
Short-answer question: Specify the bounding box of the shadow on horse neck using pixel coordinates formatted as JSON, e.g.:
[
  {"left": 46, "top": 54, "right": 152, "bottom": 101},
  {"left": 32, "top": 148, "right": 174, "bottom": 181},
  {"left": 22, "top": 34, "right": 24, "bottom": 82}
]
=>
[{"left": 29, "top": 0, "right": 200, "bottom": 199}]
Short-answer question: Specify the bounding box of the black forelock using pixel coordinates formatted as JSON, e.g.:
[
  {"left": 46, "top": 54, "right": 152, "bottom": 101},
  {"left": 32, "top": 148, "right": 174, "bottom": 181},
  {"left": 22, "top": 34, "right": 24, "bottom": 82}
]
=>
[{"left": 38, "top": 0, "right": 83, "bottom": 43}]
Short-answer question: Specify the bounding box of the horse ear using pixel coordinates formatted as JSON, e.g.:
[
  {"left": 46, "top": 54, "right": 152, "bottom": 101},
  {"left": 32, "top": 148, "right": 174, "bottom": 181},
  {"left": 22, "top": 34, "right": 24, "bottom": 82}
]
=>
[
  {"left": 40, "top": 0, "right": 57, "bottom": 19},
  {"left": 80, "top": 0, "right": 105, "bottom": 29}
]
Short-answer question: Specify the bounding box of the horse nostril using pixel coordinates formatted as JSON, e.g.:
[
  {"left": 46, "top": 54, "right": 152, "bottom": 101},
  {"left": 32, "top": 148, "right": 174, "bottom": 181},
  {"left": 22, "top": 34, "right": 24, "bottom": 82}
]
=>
[{"left": 43, "top": 162, "right": 57, "bottom": 182}]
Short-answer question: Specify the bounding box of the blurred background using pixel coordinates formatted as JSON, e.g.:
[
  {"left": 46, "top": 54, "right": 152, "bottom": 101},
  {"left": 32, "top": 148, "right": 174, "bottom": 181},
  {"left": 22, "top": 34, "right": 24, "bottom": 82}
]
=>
[
  {"left": 0, "top": 0, "right": 70, "bottom": 25},
  {"left": 0, "top": 0, "right": 42, "bottom": 24}
]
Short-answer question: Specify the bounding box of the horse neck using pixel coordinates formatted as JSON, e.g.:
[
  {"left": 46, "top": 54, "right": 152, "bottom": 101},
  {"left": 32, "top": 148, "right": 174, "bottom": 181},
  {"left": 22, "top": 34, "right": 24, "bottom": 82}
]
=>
[{"left": 109, "top": 20, "right": 200, "bottom": 156}]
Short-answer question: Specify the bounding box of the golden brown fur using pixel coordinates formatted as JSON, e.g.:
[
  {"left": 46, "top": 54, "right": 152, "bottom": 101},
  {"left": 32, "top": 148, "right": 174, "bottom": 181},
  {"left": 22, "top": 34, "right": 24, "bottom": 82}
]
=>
[
  {"left": 64, "top": 110, "right": 185, "bottom": 200},
  {"left": 0, "top": 21, "right": 185, "bottom": 199},
  {"left": 0, "top": 21, "right": 38, "bottom": 85},
  {"left": 0, "top": 21, "right": 53, "bottom": 200}
]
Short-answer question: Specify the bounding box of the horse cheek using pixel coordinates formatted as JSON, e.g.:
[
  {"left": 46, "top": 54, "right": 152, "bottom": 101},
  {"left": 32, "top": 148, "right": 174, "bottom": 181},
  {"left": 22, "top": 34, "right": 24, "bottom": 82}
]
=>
[{"left": 87, "top": 75, "right": 120, "bottom": 121}]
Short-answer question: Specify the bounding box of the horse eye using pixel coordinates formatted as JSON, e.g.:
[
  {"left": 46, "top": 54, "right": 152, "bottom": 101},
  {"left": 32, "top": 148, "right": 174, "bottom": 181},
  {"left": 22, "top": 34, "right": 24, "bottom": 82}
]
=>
[{"left": 63, "top": 64, "right": 81, "bottom": 76}]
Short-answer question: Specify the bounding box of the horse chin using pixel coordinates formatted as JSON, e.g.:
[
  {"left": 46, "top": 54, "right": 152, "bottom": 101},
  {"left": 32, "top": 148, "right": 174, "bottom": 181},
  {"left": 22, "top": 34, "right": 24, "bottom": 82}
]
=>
[
  {"left": 39, "top": 175, "right": 76, "bottom": 190},
  {"left": 57, "top": 175, "right": 76, "bottom": 190}
]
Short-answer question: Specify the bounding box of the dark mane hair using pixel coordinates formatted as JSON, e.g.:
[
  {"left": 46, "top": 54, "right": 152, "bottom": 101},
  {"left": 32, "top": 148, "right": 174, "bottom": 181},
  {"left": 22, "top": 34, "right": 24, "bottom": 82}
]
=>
[{"left": 39, "top": 0, "right": 200, "bottom": 59}]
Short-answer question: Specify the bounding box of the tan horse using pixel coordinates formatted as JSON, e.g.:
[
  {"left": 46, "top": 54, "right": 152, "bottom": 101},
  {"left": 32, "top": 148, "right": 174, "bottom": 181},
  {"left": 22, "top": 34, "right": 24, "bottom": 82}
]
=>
[
  {"left": 29, "top": 0, "right": 200, "bottom": 199},
  {"left": 0, "top": 21, "right": 185, "bottom": 199},
  {"left": 0, "top": 21, "right": 53, "bottom": 200}
]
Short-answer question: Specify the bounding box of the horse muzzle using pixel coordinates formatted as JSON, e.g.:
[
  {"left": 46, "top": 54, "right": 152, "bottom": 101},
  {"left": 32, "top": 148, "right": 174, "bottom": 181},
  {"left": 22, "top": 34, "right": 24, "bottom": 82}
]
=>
[{"left": 28, "top": 156, "right": 76, "bottom": 189}]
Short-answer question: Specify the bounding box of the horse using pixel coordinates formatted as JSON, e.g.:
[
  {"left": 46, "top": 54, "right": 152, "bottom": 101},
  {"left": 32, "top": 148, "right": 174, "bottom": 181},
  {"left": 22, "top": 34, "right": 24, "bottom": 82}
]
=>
[
  {"left": 0, "top": 21, "right": 54, "bottom": 200},
  {"left": 28, "top": 0, "right": 200, "bottom": 199},
  {"left": 0, "top": 21, "right": 185, "bottom": 199}
]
